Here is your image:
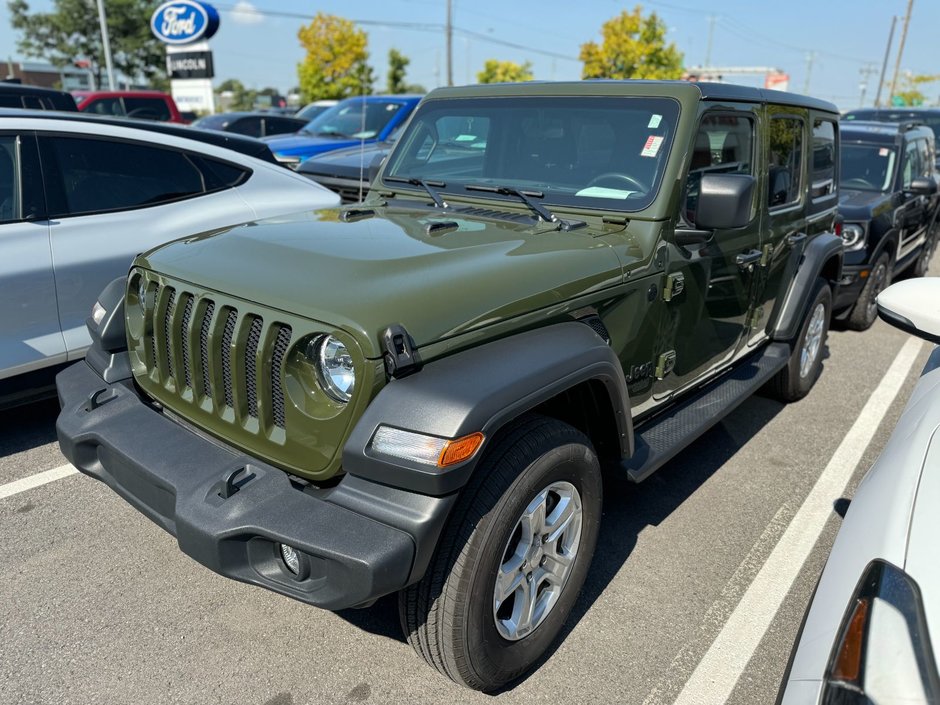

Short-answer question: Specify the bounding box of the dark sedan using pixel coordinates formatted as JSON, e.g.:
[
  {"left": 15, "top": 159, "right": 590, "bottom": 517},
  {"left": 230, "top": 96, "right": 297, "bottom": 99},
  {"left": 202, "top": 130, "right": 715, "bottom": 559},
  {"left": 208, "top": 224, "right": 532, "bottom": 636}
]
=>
[{"left": 192, "top": 112, "right": 307, "bottom": 139}]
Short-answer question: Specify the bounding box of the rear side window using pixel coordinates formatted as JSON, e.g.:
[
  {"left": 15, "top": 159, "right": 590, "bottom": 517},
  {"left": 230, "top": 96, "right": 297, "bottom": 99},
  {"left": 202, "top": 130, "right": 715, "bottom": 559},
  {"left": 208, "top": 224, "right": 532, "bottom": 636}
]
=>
[
  {"left": 811, "top": 120, "right": 836, "bottom": 200},
  {"left": 123, "top": 97, "right": 171, "bottom": 122},
  {"left": 227, "top": 117, "right": 262, "bottom": 137},
  {"left": 0, "top": 95, "right": 22, "bottom": 108},
  {"left": 768, "top": 117, "right": 804, "bottom": 208},
  {"left": 901, "top": 139, "right": 923, "bottom": 189},
  {"left": 43, "top": 136, "right": 247, "bottom": 217},
  {"left": 0, "top": 135, "right": 21, "bottom": 223},
  {"left": 84, "top": 97, "right": 124, "bottom": 117}
]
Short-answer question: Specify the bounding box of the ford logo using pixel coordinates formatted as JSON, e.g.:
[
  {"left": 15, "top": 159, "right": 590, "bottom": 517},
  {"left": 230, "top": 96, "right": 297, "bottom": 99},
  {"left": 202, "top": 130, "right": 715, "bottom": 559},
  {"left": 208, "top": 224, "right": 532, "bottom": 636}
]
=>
[{"left": 150, "top": 1, "right": 220, "bottom": 45}]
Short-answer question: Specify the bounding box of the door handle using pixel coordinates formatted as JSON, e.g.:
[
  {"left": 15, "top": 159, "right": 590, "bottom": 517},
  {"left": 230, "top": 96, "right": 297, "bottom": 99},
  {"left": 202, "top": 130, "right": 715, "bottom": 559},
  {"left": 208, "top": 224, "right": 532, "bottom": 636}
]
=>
[
  {"left": 786, "top": 232, "right": 807, "bottom": 246},
  {"left": 736, "top": 250, "right": 762, "bottom": 270}
]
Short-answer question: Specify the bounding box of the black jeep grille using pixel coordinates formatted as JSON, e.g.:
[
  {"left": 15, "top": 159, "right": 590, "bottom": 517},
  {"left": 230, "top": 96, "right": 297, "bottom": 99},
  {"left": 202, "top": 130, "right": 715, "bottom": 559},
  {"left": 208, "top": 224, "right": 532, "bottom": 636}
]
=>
[{"left": 144, "top": 284, "right": 294, "bottom": 430}]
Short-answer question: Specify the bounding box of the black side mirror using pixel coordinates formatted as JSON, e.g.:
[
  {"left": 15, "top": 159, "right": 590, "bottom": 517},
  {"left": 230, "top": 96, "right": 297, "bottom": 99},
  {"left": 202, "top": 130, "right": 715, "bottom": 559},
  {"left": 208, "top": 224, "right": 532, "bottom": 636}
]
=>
[
  {"left": 694, "top": 174, "right": 755, "bottom": 230},
  {"left": 908, "top": 176, "right": 937, "bottom": 196},
  {"left": 367, "top": 153, "right": 386, "bottom": 185}
]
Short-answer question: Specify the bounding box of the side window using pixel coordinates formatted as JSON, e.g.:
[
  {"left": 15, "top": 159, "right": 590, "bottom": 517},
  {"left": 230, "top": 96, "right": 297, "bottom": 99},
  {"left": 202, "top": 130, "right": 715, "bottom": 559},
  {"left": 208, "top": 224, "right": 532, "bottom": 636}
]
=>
[
  {"left": 0, "top": 135, "right": 21, "bottom": 223},
  {"left": 45, "top": 136, "right": 206, "bottom": 217},
  {"left": 685, "top": 113, "right": 755, "bottom": 222},
  {"left": 185, "top": 154, "right": 250, "bottom": 191},
  {"left": 811, "top": 119, "right": 836, "bottom": 200},
  {"left": 916, "top": 138, "right": 932, "bottom": 177},
  {"left": 84, "top": 98, "right": 124, "bottom": 117},
  {"left": 901, "top": 140, "right": 921, "bottom": 189},
  {"left": 123, "top": 97, "right": 171, "bottom": 122},
  {"left": 768, "top": 117, "right": 804, "bottom": 208},
  {"left": 228, "top": 117, "right": 262, "bottom": 137},
  {"left": 22, "top": 95, "right": 44, "bottom": 110}
]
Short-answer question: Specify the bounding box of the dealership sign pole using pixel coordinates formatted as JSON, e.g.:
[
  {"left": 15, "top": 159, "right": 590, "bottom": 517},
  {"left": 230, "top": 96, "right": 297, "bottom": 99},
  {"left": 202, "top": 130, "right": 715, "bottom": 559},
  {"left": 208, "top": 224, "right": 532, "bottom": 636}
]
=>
[{"left": 150, "top": 1, "right": 220, "bottom": 114}]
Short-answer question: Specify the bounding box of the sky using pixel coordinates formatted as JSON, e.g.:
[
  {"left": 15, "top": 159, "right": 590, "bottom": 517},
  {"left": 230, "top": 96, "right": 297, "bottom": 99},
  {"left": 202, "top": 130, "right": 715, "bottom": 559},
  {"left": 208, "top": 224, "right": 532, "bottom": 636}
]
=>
[{"left": 1, "top": 0, "right": 938, "bottom": 111}]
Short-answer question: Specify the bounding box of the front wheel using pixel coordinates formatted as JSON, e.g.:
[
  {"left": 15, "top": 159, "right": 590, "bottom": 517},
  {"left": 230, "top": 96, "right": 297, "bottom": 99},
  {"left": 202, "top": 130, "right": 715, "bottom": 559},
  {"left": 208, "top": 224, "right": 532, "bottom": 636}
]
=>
[
  {"left": 767, "top": 278, "right": 831, "bottom": 402},
  {"left": 847, "top": 253, "right": 890, "bottom": 330},
  {"left": 399, "top": 416, "right": 602, "bottom": 691}
]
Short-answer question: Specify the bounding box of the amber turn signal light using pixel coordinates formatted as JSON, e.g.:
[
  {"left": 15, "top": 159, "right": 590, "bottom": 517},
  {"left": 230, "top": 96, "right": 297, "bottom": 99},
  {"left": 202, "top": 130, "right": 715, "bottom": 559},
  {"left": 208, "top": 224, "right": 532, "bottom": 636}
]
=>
[{"left": 438, "top": 432, "right": 485, "bottom": 467}]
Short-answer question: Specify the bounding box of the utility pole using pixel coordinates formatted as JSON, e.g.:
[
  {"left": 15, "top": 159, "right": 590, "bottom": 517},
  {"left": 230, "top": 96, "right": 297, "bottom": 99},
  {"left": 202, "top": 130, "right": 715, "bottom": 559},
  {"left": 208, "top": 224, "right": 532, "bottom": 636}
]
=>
[
  {"left": 704, "top": 15, "right": 716, "bottom": 67},
  {"left": 95, "top": 0, "right": 116, "bottom": 90},
  {"left": 887, "top": 0, "right": 915, "bottom": 106},
  {"left": 858, "top": 64, "right": 878, "bottom": 107},
  {"left": 803, "top": 52, "right": 815, "bottom": 94},
  {"left": 874, "top": 15, "right": 897, "bottom": 107},
  {"left": 445, "top": 0, "right": 453, "bottom": 87}
]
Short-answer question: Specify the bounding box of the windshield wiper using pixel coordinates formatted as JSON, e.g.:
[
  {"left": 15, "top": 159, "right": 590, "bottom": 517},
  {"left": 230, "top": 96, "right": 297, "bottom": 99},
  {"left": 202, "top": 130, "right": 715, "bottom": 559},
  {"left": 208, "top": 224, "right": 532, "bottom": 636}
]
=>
[
  {"left": 384, "top": 176, "right": 449, "bottom": 209},
  {"left": 465, "top": 184, "right": 558, "bottom": 223}
]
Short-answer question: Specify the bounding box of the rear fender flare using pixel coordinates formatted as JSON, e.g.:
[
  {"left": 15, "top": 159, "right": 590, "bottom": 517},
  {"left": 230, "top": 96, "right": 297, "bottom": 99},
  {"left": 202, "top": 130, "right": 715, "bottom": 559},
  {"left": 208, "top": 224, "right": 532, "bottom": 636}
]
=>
[{"left": 771, "top": 233, "right": 843, "bottom": 342}]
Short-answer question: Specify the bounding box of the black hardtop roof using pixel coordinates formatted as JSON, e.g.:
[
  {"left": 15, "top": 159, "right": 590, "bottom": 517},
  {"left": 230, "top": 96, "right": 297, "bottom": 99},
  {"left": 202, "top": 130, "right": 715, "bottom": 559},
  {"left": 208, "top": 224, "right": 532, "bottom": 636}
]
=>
[
  {"left": 0, "top": 108, "right": 278, "bottom": 163},
  {"left": 0, "top": 82, "right": 72, "bottom": 97},
  {"left": 840, "top": 119, "right": 932, "bottom": 143},
  {"left": 692, "top": 82, "right": 839, "bottom": 114},
  {"left": 427, "top": 80, "right": 839, "bottom": 114}
]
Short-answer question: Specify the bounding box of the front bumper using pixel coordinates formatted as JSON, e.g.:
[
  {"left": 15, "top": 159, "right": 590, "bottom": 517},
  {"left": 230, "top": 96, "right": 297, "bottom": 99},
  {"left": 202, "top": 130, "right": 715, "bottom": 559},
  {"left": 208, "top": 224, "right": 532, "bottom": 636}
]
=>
[
  {"left": 56, "top": 359, "right": 450, "bottom": 610},
  {"left": 832, "top": 263, "right": 869, "bottom": 314}
]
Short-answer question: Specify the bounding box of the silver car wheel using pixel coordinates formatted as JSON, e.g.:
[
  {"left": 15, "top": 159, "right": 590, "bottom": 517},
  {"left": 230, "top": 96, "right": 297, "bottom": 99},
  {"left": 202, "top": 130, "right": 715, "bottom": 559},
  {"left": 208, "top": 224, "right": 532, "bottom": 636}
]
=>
[
  {"left": 866, "top": 262, "right": 888, "bottom": 321},
  {"left": 493, "top": 480, "right": 583, "bottom": 641},
  {"left": 800, "top": 302, "right": 826, "bottom": 379}
]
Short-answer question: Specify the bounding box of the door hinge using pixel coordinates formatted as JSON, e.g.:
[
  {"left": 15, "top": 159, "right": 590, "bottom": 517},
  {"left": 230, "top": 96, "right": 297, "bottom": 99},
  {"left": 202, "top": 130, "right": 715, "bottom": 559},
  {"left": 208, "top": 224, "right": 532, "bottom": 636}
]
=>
[
  {"left": 760, "top": 243, "right": 774, "bottom": 267},
  {"left": 655, "top": 350, "right": 676, "bottom": 380},
  {"left": 663, "top": 272, "right": 685, "bottom": 302},
  {"left": 747, "top": 306, "right": 765, "bottom": 329}
]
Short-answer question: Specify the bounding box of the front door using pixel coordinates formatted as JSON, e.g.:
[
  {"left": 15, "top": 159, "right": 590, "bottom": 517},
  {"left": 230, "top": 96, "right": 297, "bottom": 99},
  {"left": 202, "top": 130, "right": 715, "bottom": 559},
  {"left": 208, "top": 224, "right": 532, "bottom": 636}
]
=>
[{"left": 654, "top": 108, "right": 763, "bottom": 401}]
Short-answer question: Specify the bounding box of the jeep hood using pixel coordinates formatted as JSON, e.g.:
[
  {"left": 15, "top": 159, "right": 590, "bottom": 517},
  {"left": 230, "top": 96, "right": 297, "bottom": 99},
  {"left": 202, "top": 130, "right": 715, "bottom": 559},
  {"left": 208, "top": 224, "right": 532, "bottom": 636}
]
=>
[
  {"left": 838, "top": 188, "right": 893, "bottom": 222},
  {"left": 136, "top": 207, "right": 624, "bottom": 358}
]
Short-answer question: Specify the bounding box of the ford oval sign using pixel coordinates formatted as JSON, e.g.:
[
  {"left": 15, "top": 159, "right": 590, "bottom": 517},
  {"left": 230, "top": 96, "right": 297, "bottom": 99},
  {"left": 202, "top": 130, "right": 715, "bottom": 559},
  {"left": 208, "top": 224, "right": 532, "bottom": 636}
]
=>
[{"left": 151, "top": 1, "right": 220, "bottom": 45}]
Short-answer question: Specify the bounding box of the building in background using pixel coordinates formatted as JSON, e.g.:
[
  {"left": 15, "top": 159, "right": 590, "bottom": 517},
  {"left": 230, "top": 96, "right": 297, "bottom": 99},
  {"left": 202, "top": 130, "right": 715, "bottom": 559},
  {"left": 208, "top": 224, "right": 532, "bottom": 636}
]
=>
[{"left": 2, "top": 60, "right": 93, "bottom": 91}]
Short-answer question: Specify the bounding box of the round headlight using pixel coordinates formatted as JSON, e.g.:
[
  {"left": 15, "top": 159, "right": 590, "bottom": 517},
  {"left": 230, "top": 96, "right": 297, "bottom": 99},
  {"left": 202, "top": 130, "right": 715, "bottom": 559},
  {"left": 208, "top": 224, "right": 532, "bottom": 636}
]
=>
[
  {"left": 309, "top": 335, "right": 355, "bottom": 403},
  {"left": 137, "top": 277, "right": 147, "bottom": 313},
  {"left": 842, "top": 223, "right": 866, "bottom": 251}
]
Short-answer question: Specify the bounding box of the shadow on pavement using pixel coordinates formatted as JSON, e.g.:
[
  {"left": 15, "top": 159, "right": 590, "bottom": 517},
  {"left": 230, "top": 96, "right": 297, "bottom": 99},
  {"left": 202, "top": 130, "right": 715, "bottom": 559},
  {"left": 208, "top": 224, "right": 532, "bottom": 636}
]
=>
[{"left": 0, "top": 397, "right": 60, "bottom": 457}]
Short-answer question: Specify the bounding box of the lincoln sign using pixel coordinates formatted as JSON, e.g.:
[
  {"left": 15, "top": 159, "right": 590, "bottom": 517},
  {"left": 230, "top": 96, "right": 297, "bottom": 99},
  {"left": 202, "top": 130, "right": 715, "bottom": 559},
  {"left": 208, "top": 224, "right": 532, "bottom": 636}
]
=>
[
  {"left": 167, "top": 51, "right": 214, "bottom": 79},
  {"left": 150, "top": 0, "right": 220, "bottom": 45}
]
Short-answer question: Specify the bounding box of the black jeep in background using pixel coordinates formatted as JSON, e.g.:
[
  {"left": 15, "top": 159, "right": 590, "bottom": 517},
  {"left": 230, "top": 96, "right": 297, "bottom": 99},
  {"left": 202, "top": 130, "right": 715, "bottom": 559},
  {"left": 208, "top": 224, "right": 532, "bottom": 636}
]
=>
[
  {"left": 835, "top": 120, "right": 939, "bottom": 330},
  {"left": 844, "top": 108, "right": 940, "bottom": 169},
  {"left": 0, "top": 81, "right": 77, "bottom": 111}
]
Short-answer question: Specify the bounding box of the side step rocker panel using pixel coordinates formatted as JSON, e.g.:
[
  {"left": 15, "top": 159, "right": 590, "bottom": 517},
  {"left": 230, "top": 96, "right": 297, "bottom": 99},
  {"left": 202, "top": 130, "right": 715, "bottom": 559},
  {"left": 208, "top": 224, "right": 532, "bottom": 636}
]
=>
[{"left": 623, "top": 342, "right": 791, "bottom": 483}]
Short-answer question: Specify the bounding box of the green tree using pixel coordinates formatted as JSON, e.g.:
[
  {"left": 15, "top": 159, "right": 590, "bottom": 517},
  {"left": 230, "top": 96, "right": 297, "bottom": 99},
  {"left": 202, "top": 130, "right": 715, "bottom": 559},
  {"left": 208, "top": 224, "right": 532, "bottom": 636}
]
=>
[
  {"left": 217, "top": 78, "right": 256, "bottom": 111},
  {"left": 297, "top": 13, "right": 374, "bottom": 102},
  {"left": 477, "top": 59, "right": 533, "bottom": 84},
  {"left": 580, "top": 5, "right": 683, "bottom": 80},
  {"left": 893, "top": 73, "right": 940, "bottom": 107},
  {"left": 387, "top": 49, "right": 409, "bottom": 94},
  {"left": 7, "top": 0, "right": 166, "bottom": 89}
]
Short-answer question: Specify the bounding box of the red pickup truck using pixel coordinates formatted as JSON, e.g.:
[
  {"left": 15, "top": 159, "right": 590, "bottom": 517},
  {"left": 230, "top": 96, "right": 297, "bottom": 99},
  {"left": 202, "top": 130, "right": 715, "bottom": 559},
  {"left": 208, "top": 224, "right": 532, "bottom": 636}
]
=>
[{"left": 73, "top": 90, "right": 186, "bottom": 123}]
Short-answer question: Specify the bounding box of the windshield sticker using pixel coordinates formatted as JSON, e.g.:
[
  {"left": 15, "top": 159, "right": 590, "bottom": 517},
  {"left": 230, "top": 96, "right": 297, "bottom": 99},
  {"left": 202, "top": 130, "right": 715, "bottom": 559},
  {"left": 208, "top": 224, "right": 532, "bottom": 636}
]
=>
[
  {"left": 878, "top": 147, "right": 889, "bottom": 156},
  {"left": 648, "top": 114, "right": 662, "bottom": 128},
  {"left": 575, "top": 186, "right": 636, "bottom": 199},
  {"left": 641, "top": 135, "right": 664, "bottom": 158},
  {"left": 455, "top": 134, "right": 477, "bottom": 141}
]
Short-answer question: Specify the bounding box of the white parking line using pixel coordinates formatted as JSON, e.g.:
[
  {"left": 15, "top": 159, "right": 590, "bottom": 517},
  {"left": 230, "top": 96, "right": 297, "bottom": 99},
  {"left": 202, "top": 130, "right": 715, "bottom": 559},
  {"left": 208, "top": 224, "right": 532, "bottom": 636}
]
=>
[
  {"left": 0, "top": 464, "right": 78, "bottom": 501},
  {"left": 671, "top": 336, "right": 925, "bottom": 705}
]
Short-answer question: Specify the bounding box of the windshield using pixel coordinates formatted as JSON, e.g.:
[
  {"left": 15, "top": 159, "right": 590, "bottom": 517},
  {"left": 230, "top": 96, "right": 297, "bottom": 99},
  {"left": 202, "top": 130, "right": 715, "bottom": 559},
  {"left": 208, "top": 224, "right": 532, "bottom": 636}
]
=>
[
  {"left": 302, "top": 99, "right": 404, "bottom": 139},
  {"left": 192, "top": 114, "right": 230, "bottom": 130},
  {"left": 384, "top": 96, "right": 680, "bottom": 212},
  {"left": 841, "top": 144, "right": 896, "bottom": 192}
]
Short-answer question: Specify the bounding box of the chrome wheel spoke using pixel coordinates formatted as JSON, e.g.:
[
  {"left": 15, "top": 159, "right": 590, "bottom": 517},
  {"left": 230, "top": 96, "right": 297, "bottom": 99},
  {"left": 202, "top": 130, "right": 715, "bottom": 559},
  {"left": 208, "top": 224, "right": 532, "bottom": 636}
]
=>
[
  {"left": 544, "top": 494, "right": 578, "bottom": 544},
  {"left": 495, "top": 562, "right": 526, "bottom": 605}
]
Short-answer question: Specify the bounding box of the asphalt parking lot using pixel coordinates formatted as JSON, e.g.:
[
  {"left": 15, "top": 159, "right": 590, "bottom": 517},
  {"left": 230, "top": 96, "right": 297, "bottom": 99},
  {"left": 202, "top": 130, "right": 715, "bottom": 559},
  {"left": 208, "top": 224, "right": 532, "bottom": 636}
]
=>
[{"left": 1, "top": 255, "right": 937, "bottom": 705}]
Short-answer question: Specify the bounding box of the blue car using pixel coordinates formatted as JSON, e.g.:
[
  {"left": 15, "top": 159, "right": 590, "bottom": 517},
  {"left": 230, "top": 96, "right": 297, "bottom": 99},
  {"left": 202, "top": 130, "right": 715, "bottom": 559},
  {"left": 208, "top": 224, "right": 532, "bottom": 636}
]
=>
[{"left": 265, "top": 95, "right": 421, "bottom": 168}]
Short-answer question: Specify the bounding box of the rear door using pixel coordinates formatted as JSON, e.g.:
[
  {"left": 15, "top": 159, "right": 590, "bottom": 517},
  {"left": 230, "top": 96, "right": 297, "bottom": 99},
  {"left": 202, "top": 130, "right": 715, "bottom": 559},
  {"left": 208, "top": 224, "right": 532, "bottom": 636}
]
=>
[
  {"left": 0, "top": 132, "right": 63, "bottom": 379},
  {"left": 655, "top": 106, "right": 763, "bottom": 400},
  {"left": 38, "top": 132, "right": 255, "bottom": 359},
  {"left": 897, "top": 137, "right": 928, "bottom": 262}
]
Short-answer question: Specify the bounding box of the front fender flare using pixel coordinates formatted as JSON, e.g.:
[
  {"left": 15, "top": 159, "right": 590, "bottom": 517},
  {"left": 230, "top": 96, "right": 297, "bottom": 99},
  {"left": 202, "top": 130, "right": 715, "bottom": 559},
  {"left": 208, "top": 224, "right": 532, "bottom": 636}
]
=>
[
  {"left": 771, "top": 232, "right": 843, "bottom": 342},
  {"left": 342, "top": 322, "right": 632, "bottom": 496}
]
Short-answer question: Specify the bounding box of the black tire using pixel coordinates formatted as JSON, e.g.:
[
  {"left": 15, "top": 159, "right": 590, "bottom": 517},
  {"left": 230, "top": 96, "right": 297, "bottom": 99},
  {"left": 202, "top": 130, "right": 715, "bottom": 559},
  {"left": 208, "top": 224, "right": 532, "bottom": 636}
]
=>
[
  {"left": 767, "top": 278, "right": 831, "bottom": 402},
  {"left": 399, "top": 416, "right": 602, "bottom": 692},
  {"left": 847, "top": 253, "right": 891, "bottom": 330}
]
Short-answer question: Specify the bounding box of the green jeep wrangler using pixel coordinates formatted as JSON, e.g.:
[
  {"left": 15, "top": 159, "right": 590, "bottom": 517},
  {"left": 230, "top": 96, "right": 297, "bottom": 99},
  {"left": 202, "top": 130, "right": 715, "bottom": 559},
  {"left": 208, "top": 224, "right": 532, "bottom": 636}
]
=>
[{"left": 57, "top": 81, "right": 843, "bottom": 691}]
